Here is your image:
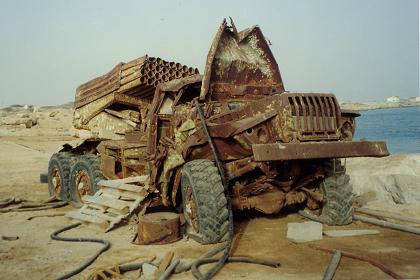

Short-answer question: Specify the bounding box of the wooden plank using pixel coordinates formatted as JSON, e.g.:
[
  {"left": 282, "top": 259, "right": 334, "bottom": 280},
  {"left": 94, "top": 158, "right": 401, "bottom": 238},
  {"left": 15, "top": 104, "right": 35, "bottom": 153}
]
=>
[
  {"left": 86, "top": 203, "right": 108, "bottom": 212},
  {"left": 106, "top": 207, "right": 126, "bottom": 216},
  {"left": 83, "top": 195, "right": 130, "bottom": 214},
  {"left": 81, "top": 207, "right": 120, "bottom": 222},
  {"left": 100, "top": 182, "right": 147, "bottom": 193},
  {"left": 65, "top": 211, "right": 109, "bottom": 230},
  {"left": 100, "top": 175, "right": 149, "bottom": 184},
  {"left": 101, "top": 187, "right": 146, "bottom": 200},
  {"left": 130, "top": 198, "right": 144, "bottom": 212}
]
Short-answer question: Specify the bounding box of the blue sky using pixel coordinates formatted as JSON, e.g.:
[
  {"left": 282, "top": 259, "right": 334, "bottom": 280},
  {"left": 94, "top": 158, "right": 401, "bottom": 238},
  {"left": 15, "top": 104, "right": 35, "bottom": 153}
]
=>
[{"left": 0, "top": 0, "right": 418, "bottom": 106}]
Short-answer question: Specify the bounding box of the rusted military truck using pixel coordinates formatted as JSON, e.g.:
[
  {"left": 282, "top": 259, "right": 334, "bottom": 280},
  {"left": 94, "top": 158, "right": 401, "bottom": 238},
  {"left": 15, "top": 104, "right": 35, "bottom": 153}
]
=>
[{"left": 45, "top": 19, "right": 389, "bottom": 244}]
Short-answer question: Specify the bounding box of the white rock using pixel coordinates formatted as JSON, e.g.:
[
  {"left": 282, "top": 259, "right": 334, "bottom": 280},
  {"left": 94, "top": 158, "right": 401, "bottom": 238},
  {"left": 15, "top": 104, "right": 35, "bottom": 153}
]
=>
[
  {"left": 287, "top": 221, "right": 323, "bottom": 242},
  {"left": 348, "top": 155, "right": 420, "bottom": 205},
  {"left": 142, "top": 263, "right": 157, "bottom": 279},
  {"left": 324, "top": 229, "right": 379, "bottom": 237}
]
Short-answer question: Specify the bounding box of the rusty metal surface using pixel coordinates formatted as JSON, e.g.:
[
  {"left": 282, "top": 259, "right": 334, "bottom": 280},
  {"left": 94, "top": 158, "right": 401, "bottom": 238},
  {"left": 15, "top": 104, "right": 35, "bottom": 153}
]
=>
[
  {"left": 232, "top": 190, "right": 285, "bottom": 214},
  {"left": 280, "top": 93, "right": 341, "bottom": 141},
  {"left": 64, "top": 19, "right": 391, "bottom": 220},
  {"left": 157, "top": 74, "right": 202, "bottom": 92},
  {"left": 200, "top": 18, "right": 284, "bottom": 101},
  {"left": 137, "top": 212, "right": 181, "bottom": 245},
  {"left": 74, "top": 55, "right": 199, "bottom": 109},
  {"left": 252, "top": 141, "right": 389, "bottom": 161},
  {"left": 75, "top": 63, "right": 123, "bottom": 108}
]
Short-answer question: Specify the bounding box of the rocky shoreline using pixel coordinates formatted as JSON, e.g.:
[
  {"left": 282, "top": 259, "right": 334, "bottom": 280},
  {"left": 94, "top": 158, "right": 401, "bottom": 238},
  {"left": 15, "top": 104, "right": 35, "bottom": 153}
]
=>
[{"left": 340, "top": 99, "right": 420, "bottom": 111}]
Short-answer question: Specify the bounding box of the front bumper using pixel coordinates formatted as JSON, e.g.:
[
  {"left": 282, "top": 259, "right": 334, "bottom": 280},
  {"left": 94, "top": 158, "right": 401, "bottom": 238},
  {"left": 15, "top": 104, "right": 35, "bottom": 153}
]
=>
[{"left": 252, "top": 141, "right": 389, "bottom": 161}]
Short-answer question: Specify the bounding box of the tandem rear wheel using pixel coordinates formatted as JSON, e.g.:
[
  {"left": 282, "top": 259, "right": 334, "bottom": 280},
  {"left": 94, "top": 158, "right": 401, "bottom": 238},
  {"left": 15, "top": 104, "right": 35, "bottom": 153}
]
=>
[
  {"left": 47, "top": 152, "right": 104, "bottom": 208},
  {"left": 68, "top": 154, "right": 104, "bottom": 208}
]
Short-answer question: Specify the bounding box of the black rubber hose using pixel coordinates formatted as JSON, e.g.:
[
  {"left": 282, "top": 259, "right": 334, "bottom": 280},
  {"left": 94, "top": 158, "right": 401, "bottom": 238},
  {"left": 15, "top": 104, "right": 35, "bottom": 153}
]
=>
[
  {"left": 50, "top": 222, "right": 111, "bottom": 280},
  {"left": 191, "top": 256, "right": 280, "bottom": 278}
]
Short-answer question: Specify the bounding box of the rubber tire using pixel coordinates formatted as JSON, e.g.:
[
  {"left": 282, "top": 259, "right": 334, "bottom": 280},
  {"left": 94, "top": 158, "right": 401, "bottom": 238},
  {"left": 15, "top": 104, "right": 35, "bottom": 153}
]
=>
[
  {"left": 181, "top": 160, "right": 229, "bottom": 244},
  {"left": 68, "top": 154, "right": 104, "bottom": 208},
  {"left": 319, "top": 160, "right": 353, "bottom": 225},
  {"left": 47, "top": 152, "right": 76, "bottom": 201}
]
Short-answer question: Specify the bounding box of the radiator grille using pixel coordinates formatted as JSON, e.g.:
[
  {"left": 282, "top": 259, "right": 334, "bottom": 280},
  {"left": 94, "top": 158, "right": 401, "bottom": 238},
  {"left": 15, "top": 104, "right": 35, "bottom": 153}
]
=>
[{"left": 286, "top": 94, "right": 341, "bottom": 140}]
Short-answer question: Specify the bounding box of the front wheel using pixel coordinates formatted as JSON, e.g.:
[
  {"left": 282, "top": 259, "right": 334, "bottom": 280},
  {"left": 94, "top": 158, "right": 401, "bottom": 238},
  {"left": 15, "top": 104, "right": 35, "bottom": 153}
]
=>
[
  {"left": 68, "top": 154, "right": 104, "bottom": 208},
  {"left": 181, "top": 160, "right": 229, "bottom": 244},
  {"left": 319, "top": 159, "right": 353, "bottom": 225}
]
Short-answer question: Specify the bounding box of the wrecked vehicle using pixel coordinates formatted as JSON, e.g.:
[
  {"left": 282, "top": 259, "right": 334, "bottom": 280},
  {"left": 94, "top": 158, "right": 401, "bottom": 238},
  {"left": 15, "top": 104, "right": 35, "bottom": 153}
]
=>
[{"left": 44, "top": 19, "right": 389, "bottom": 244}]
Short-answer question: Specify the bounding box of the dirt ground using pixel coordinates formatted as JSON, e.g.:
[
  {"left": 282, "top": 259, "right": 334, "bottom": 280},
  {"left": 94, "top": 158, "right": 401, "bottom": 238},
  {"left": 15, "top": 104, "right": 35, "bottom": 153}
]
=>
[{"left": 1, "top": 106, "right": 420, "bottom": 279}]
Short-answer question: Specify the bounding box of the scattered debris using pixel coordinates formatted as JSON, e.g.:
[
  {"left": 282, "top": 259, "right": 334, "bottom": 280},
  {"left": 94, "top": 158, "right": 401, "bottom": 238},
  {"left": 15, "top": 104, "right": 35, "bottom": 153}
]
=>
[
  {"left": 355, "top": 207, "right": 420, "bottom": 225},
  {"left": 324, "top": 229, "right": 380, "bottom": 237},
  {"left": 154, "top": 251, "right": 174, "bottom": 280},
  {"left": 287, "top": 221, "right": 323, "bottom": 242},
  {"left": 322, "top": 250, "right": 341, "bottom": 280},
  {"left": 309, "top": 245, "right": 403, "bottom": 279},
  {"left": 86, "top": 256, "right": 156, "bottom": 280},
  {"left": 159, "top": 257, "right": 180, "bottom": 280},
  {"left": 354, "top": 215, "right": 420, "bottom": 235},
  {"left": 1, "top": 117, "right": 38, "bottom": 128},
  {"left": 0, "top": 197, "right": 19, "bottom": 208},
  {"left": 49, "top": 111, "right": 59, "bottom": 117},
  {"left": 142, "top": 263, "right": 158, "bottom": 280},
  {"left": 27, "top": 212, "right": 66, "bottom": 220},
  {"left": 136, "top": 213, "right": 181, "bottom": 245},
  {"left": 65, "top": 176, "right": 150, "bottom": 232},
  {"left": 0, "top": 197, "right": 67, "bottom": 213},
  {"left": 1, "top": 235, "right": 19, "bottom": 241}
]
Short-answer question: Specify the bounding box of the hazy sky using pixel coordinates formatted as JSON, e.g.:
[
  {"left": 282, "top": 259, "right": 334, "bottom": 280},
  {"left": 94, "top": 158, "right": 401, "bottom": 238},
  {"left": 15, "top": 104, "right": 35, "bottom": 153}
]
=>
[{"left": 0, "top": 0, "right": 418, "bottom": 106}]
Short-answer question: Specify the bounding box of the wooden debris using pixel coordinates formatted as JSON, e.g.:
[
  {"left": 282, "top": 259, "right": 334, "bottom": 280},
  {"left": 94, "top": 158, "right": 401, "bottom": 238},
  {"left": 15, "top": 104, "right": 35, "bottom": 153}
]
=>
[
  {"left": 154, "top": 251, "right": 174, "bottom": 280},
  {"left": 65, "top": 176, "right": 150, "bottom": 232}
]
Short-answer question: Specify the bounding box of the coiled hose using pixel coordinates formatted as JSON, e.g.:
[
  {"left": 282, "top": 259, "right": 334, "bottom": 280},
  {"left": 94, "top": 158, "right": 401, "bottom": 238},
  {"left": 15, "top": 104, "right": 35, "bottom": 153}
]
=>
[{"left": 50, "top": 222, "right": 111, "bottom": 280}]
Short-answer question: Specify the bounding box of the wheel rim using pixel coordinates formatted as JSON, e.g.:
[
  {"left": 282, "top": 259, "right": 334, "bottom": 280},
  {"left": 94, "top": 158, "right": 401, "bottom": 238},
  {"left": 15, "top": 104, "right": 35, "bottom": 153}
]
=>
[
  {"left": 75, "top": 170, "right": 91, "bottom": 200},
  {"left": 51, "top": 167, "right": 62, "bottom": 196},
  {"left": 185, "top": 185, "right": 199, "bottom": 232}
]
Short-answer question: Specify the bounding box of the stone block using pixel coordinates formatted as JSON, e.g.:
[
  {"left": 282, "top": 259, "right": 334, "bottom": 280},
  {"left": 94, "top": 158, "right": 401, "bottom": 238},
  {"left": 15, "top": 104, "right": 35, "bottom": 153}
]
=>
[{"left": 287, "top": 221, "right": 323, "bottom": 243}]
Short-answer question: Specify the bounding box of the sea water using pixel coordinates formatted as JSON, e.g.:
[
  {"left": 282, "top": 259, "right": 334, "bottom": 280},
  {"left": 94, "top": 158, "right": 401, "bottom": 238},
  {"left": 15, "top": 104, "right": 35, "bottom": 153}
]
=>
[{"left": 355, "top": 106, "right": 420, "bottom": 154}]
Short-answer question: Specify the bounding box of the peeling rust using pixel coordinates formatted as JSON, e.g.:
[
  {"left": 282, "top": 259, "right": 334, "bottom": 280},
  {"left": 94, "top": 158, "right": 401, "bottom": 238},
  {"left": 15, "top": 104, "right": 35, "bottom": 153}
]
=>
[{"left": 62, "top": 18, "right": 389, "bottom": 218}]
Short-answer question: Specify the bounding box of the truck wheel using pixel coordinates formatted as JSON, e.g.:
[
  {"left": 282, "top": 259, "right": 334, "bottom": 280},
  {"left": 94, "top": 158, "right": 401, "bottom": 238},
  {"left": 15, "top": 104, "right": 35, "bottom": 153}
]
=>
[
  {"left": 181, "top": 160, "right": 229, "bottom": 244},
  {"left": 48, "top": 152, "right": 75, "bottom": 201},
  {"left": 319, "top": 160, "right": 353, "bottom": 225},
  {"left": 68, "top": 154, "right": 104, "bottom": 208}
]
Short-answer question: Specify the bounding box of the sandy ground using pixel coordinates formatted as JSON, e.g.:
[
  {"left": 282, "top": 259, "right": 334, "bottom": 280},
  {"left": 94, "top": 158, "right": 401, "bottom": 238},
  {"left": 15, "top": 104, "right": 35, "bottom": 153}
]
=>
[{"left": 1, "top": 106, "right": 420, "bottom": 279}]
